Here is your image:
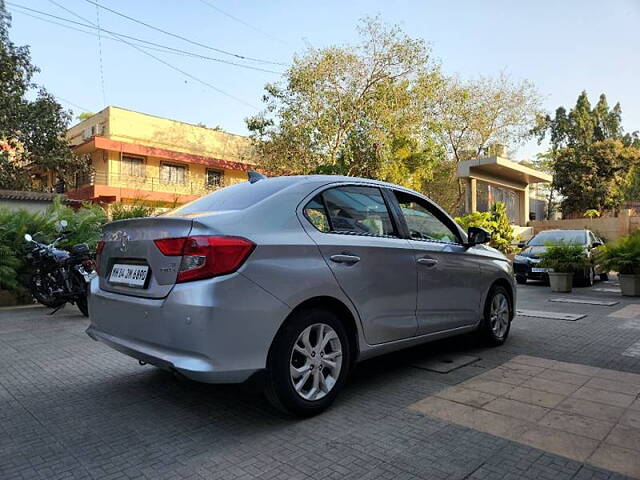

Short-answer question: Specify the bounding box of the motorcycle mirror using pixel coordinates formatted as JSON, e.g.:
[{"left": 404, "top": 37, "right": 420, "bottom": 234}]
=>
[
  {"left": 24, "top": 233, "right": 32, "bottom": 242},
  {"left": 57, "top": 220, "right": 68, "bottom": 231}
]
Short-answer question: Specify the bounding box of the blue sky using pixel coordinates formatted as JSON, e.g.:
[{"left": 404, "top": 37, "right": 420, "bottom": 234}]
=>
[{"left": 7, "top": 0, "right": 640, "bottom": 159}]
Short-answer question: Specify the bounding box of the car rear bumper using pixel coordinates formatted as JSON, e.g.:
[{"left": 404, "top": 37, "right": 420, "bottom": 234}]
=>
[{"left": 87, "top": 273, "right": 291, "bottom": 384}]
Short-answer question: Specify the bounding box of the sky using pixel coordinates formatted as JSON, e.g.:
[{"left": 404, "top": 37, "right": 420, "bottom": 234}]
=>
[{"left": 6, "top": 0, "right": 640, "bottom": 160}]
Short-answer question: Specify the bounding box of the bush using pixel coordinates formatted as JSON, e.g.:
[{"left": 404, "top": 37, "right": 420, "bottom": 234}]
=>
[
  {"left": 538, "top": 243, "right": 589, "bottom": 274},
  {"left": 0, "top": 197, "right": 107, "bottom": 291},
  {"left": 595, "top": 231, "right": 640, "bottom": 274},
  {"left": 110, "top": 200, "right": 156, "bottom": 221},
  {"left": 455, "top": 202, "right": 516, "bottom": 254}
]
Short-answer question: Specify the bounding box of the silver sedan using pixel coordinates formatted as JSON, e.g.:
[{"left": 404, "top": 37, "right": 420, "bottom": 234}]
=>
[{"left": 87, "top": 175, "right": 515, "bottom": 416}]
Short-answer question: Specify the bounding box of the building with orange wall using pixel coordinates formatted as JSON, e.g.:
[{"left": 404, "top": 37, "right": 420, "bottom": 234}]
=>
[{"left": 66, "top": 106, "right": 255, "bottom": 205}]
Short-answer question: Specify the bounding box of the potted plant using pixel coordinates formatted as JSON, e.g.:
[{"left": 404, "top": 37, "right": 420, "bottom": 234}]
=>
[
  {"left": 595, "top": 232, "right": 640, "bottom": 296},
  {"left": 538, "top": 243, "right": 589, "bottom": 293}
]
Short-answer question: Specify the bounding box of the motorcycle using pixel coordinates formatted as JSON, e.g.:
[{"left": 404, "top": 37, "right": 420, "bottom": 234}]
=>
[{"left": 23, "top": 220, "right": 96, "bottom": 316}]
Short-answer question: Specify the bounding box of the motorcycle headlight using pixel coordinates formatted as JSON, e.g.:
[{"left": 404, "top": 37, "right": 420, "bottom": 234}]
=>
[{"left": 514, "top": 255, "right": 528, "bottom": 263}]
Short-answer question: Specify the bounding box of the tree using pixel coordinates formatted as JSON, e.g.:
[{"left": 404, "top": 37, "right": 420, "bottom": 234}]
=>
[
  {"left": 455, "top": 202, "right": 516, "bottom": 254},
  {"left": 431, "top": 73, "right": 541, "bottom": 162},
  {"left": 430, "top": 74, "right": 541, "bottom": 207},
  {"left": 77, "top": 112, "right": 94, "bottom": 122},
  {"left": 0, "top": 1, "right": 87, "bottom": 191},
  {"left": 533, "top": 91, "right": 640, "bottom": 216},
  {"left": 248, "top": 20, "right": 541, "bottom": 214},
  {"left": 246, "top": 17, "right": 444, "bottom": 189}
]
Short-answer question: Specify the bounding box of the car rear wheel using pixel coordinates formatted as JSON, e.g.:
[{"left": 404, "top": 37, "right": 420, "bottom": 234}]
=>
[
  {"left": 479, "top": 286, "right": 512, "bottom": 346},
  {"left": 265, "top": 308, "right": 351, "bottom": 417}
]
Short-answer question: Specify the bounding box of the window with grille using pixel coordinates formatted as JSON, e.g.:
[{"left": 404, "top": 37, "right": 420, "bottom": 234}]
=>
[
  {"left": 206, "top": 169, "right": 224, "bottom": 188},
  {"left": 160, "top": 162, "right": 187, "bottom": 184},
  {"left": 121, "top": 155, "right": 145, "bottom": 178}
]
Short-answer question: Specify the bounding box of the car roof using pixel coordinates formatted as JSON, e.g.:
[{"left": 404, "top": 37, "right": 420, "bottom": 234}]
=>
[
  {"left": 258, "top": 174, "right": 419, "bottom": 193},
  {"left": 536, "top": 229, "right": 590, "bottom": 233}
]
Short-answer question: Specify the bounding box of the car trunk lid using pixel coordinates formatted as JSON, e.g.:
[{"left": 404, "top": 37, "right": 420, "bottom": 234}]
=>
[{"left": 99, "top": 217, "right": 195, "bottom": 299}]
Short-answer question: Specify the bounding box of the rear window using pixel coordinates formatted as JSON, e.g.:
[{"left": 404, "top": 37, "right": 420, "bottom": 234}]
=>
[{"left": 166, "top": 178, "right": 292, "bottom": 216}]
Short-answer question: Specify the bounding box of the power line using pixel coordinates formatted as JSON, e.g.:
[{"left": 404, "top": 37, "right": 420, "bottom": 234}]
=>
[
  {"left": 196, "top": 0, "right": 286, "bottom": 45},
  {"left": 7, "top": 3, "right": 283, "bottom": 75},
  {"left": 46, "top": 0, "right": 258, "bottom": 109},
  {"left": 54, "top": 95, "right": 92, "bottom": 113},
  {"left": 83, "top": 0, "right": 285, "bottom": 66},
  {"left": 95, "top": 0, "right": 106, "bottom": 105}
]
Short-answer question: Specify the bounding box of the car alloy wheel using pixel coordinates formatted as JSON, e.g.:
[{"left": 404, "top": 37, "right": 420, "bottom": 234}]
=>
[
  {"left": 289, "top": 323, "right": 343, "bottom": 401},
  {"left": 489, "top": 292, "right": 510, "bottom": 339}
]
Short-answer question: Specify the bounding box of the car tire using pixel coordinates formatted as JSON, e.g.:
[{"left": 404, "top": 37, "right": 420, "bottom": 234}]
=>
[
  {"left": 479, "top": 285, "right": 512, "bottom": 346},
  {"left": 515, "top": 275, "right": 527, "bottom": 285},
  {"left": 599, "top": 272, "right": 609, "bottom": 281},
  {"left": 265, "top": 308, "right": 351, "bottom": 417}
]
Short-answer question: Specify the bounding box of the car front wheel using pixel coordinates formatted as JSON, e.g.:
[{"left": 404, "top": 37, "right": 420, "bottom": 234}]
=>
[
  {"left": 265, "top": 308, "right": 351, "bottom": 417},
  {"left": 480, "top": 286, "right": 512, "bottom": 345}
]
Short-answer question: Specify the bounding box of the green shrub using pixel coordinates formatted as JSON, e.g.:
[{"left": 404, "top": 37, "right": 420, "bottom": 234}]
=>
[
  {"left": 0, "top": 197, "right": 107, "bottom": 291},
  {"left": 595, "top": 231, "right": 640, "bottom": 274},
  {"left": 538, "top": 243, "right": 589, "bottom": 273},
  {"left": 455, "top": 202, "right": 516, "bottom": 254},
  {"left": 110, "top": 200, "right": 156, "bottom": 221}
]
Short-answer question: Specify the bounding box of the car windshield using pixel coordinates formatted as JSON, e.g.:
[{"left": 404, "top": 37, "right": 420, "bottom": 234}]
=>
[
  {"left": 528, "top": 230, "right": 587, "bottom": 246},
  {"left": 165, "top": 177, "right": 296, "bottom": 216}
]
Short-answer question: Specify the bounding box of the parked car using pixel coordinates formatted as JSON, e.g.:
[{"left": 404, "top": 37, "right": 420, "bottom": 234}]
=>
[
  {"left": 87, "top": 175, "right": 516, "bottom": 416},
  {"left": 513, "top": 229, "right": 607, "bottom": 286}
]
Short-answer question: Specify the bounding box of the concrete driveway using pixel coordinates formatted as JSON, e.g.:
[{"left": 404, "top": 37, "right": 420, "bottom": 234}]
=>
[{"left": 1, "top": 277, "right": 639, "bottom": 479}]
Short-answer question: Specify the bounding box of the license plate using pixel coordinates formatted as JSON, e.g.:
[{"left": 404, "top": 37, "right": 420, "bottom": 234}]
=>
[
  {"left": 109, "top": 264, "right": 149, "bottom": 287},
  {"left": 531, "top": 267, "right": 552, "bottom": 273}
]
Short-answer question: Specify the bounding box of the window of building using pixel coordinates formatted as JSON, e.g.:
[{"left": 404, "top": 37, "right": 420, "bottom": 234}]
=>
[
  {"left": 205, "top": 169, "right": 224, "bottom": 188},
  {"left": 160, "top": 162, "right": 187, "bottom": 184},
  {"left": 394, "top": 191, "right": 460, "bottom": 244},
  {"left": 476, "top": 180, "right": 520, "bottom": 224},
  {"left": 321, "top": 186, "right": 396, "bottom": 237},
  {"left": 121, "top": 155, "right": 145, "bottom": 178}
]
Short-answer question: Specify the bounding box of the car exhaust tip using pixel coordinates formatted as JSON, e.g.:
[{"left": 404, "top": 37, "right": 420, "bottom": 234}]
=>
[{"left": 138, "top": 360, "right": 147, "bottom": 366}]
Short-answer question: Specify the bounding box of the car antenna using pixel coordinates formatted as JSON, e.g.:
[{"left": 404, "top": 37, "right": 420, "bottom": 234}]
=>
[{"left": 248, "top": 170, "right": 267, "bottom": 184}]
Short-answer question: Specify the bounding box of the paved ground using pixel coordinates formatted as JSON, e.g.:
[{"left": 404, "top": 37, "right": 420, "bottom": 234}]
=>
[
  {"left": 412, "top": 355, "right": 640, "bottom": 477},
  {"left": 2, "top": 277, "right": 640, "bottom": 480}
]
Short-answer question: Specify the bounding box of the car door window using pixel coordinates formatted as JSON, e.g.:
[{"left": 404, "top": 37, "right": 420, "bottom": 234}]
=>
[
  {"left": 321, "top": 186, "right": 397, "bottom": 237},
  {"left": 393, "top": 191, "right": 460, "bottom": 244}
]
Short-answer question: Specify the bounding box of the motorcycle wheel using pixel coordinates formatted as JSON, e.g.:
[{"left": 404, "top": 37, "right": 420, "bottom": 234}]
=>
[{"left": 30, "top": 274, "right": 66, "bottom": 309}]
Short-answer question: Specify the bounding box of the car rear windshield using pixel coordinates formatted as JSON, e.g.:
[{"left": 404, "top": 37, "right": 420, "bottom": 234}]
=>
[
  {"left": 529, "top": 230, "right": 587, "bottom": 246},
  {"left": 165, "top": 178, "right": 293, "bottom": 215}
]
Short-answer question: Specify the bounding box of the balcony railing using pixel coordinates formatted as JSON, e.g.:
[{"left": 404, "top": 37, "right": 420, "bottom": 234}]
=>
[{"left": 74, "top": 171, "right": 224, "bottom": 197}]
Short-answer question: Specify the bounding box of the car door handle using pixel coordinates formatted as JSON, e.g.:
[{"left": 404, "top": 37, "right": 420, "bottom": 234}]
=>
[
  {"left": 417, "top": 257, "right": 438, "bottom": 267},
  {"left": 330, "top": 254, "right": 360, "bottom": 264}
]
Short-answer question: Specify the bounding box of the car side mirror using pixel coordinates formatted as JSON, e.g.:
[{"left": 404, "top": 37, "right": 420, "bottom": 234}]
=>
[
  {"left": 467, "top": 227, "right": 490, "bottom": 247},
  {"left": 592, "top": 241, "right": 603, "bottom": 248},
  {"left": 517, "top": 241, "right": 526, "bottom": 249}
]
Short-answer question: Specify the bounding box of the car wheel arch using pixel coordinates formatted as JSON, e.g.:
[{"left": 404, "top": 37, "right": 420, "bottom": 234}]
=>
[
  {"left": 486, "top": 278, "right": 515, "bottom": 319},
  {"left": 268, "top": 296, "right": 360, "bottom": 366}
]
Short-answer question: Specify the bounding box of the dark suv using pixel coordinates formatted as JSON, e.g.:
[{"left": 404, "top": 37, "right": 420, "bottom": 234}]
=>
[{"left": 513, "top": 229, "right": 607, "bottom": 286}]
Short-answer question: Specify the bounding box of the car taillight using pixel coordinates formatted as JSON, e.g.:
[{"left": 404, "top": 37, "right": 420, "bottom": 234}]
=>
[
  {"left": 154, "top": 236, "right": 255, "bottom": 283},
  {"left": 95, "top": 240, "right": 105, "bottom": 273}
]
